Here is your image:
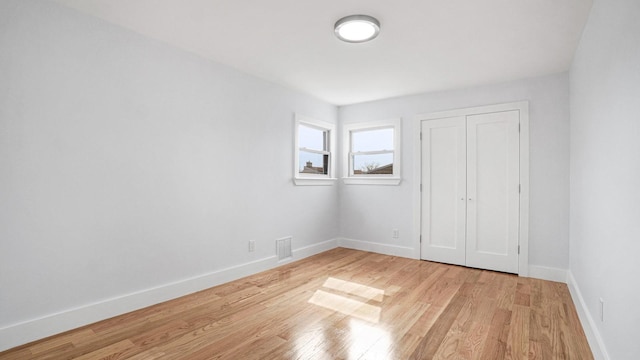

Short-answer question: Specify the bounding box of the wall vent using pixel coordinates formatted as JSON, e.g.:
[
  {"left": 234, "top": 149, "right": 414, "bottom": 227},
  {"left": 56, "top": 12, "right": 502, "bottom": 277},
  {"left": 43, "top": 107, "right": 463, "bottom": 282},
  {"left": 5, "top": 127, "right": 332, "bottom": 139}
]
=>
[{"left": 276, "top": 236, "right": 292, "bottom": 261}]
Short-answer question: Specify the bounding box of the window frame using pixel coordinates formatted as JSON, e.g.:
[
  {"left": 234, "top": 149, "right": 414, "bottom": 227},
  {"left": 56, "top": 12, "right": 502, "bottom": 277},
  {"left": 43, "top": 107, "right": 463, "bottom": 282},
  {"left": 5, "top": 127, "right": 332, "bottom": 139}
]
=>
[
  {"left": 293, "top": 114, "right": 337, "bottom": 186},
  {"left": 342, "top": 118, "right": 402, "bottom": 185}
]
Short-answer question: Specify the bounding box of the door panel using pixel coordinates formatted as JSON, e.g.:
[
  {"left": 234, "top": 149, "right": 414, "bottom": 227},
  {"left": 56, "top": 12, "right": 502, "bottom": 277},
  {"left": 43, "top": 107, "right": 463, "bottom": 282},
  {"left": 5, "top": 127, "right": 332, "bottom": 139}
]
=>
[
  {"left": 466, "top": 111, "right": 520, "bottom": 273},
  {"left": 420, "top": 117, "right": 466, "bottom": 266}
]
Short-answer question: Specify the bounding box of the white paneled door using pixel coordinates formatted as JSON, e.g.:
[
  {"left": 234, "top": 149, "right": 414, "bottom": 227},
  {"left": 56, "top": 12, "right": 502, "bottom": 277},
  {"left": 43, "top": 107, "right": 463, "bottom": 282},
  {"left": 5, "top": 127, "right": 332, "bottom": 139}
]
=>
[
  {"left": 420, "top": 109, "right": 521, "bottom": 274},
  {"left": 420, "top": 116, "right": 467, "bottom": 267}
]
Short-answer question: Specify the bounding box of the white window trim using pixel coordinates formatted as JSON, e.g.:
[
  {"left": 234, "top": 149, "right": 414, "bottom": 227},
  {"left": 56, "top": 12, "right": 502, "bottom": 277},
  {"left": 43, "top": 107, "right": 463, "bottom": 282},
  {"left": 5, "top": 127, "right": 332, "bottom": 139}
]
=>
[
  {"left": 293, "top": 114, "right": 337, "bottom": 186},
  {"left": 342, "top": 118, "right": 402, "bottom": 185}
]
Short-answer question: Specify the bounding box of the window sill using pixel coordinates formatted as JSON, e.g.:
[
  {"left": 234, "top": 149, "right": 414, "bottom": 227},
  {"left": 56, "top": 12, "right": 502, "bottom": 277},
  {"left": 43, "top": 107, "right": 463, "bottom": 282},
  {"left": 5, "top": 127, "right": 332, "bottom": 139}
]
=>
[
  {"left": 342, "top": 177, "right": 402, "bottom": 185},
  {"left": 293, "top": 177, "right": 337, "bottom": 186}
]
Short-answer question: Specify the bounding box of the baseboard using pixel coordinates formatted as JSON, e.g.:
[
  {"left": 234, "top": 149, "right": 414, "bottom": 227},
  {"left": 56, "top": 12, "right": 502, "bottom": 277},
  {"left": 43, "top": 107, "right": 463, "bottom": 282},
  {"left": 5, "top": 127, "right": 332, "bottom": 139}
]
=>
[
  {"left": 293, "top": 238, "right": 338, "bottom": 259},
  {"left": 0, "top": 238, "right": 339, "bottom": 352},
  {"left": 567, "top": 271, "right": 610, "bottom": 360},
  {"left": 337, "top": 238, "right": 415, "bottom": 259},
  {"left": 527, "top": 265, "right": 568, "bottom": 283}
]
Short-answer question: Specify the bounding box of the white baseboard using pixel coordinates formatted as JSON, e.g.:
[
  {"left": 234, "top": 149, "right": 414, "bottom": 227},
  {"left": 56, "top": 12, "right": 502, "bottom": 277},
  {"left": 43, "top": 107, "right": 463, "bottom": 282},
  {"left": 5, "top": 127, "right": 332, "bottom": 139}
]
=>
[
  {"left": 294, "top": 238, "right": 338, "bottom": 259},
  {"left": 567, "top": 271, "right": 610, "bottom": 360},
  {"left": 0, "top": 238, "right": 339, "bottom": 352},
  {"left": 337, "top": 237, "right": 415, "bottom": 259},
  {"left": 527, "top": 265, "right": 568, "bottom": 283}
]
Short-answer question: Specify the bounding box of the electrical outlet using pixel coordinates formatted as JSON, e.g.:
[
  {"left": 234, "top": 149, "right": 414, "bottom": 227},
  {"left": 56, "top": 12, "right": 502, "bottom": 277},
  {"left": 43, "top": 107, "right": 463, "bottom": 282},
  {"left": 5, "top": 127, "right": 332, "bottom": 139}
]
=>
[
  {"left": 392, "top": 229, "right": 399, "bottom": 238},
  {"left": 600, "top": 298, "right": 604, "bottom": 322},
  {"left": 249, "top": 240, "right": 255, "bottom": 252}
]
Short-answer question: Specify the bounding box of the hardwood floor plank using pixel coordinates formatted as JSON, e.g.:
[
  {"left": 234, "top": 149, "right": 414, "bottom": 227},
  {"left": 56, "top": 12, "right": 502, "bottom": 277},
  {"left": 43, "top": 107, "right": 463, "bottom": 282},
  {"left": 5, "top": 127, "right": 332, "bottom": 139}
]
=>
[
  {"left": 479, "top": 308, "right": 512, "bottom": 360},
  {"left": 73, "top": 339, "right": 136, "bottom": 360},
  {"left": 496, "top": 275, "right": 519, "bottom": 311},
  {"left": 505, "top": 304, "right": 530, "bottom": 360},
  {"left": 366, "top": 301, "right": 429, "bottom": 359},
  {"left": 407, "top": 303, "right": 445, "bottom": 339},
  {"left": 29, "top": 329, "right": 96, "bottom": 355},
  {"left": 0, "top": 348, "right": 33, "bottom": 360},
  {"left": 456, "top": 321, "right": 491, "bottom": 360},
  {"left": 0, "top": 248, "right": 594, "bottom": 360},
  {"left": 129, "top": 319, "right": 190, "bottom": 348},
  {"left": 562, "top": 302, "right": 594, "bottom": 360},
  {"left": 409, "top": 291, "right": 467, "bottom": 359},
  {"left": 125, "top": 348, "right": 166, "bottom": 360},
  {"left": 550, "top": 301, "right": 573, "bottom": 360},
  {"left": 529, "top": 307, "right": 553, "bottom": 358}
]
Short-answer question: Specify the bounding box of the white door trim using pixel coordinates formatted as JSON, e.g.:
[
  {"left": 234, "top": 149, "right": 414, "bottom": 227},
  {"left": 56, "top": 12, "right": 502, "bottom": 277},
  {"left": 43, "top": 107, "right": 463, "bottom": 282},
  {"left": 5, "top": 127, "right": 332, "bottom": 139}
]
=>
[{"left": 413, "top": 101, "right": 529, "bottom": 276}]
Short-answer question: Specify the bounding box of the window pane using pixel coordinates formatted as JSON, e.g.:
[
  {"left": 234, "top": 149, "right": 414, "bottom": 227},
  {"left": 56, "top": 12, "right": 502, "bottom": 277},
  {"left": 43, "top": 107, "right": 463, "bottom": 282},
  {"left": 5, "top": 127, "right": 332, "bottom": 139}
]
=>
[
  {"left": 299, "top": 150, "right": 329, "bottom": 175},
  {"left": 299, "top": 124, "right": 327, "bottom": 151},
  {"left": 353, "top": 153, "right": 393, "bottom": 175},
  {"left": 352, "top": 128, "right": 393, "bottom": 152}
]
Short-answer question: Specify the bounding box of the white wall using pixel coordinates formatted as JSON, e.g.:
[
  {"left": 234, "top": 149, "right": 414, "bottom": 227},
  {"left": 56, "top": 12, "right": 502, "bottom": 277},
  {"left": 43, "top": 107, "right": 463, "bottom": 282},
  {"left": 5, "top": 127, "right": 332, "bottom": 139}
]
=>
[
  {"left": 0, "top": 0, "right": 338, "bottom": 350},
  {"left": 338, "top": 74, "right": 571, "bottom": 270},
  {"left": 569, "top": 0, "right": 640, "bottom": 358}
]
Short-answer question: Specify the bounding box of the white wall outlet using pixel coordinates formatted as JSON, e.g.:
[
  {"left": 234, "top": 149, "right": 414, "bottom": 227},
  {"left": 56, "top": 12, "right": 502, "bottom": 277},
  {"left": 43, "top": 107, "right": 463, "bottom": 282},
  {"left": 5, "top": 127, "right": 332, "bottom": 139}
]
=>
[
  {"left": 248, "top": 240, "right": 255, "bottom": 252},
  {"left": 392, "top": 229, "right": 399, "bottom": 238}
]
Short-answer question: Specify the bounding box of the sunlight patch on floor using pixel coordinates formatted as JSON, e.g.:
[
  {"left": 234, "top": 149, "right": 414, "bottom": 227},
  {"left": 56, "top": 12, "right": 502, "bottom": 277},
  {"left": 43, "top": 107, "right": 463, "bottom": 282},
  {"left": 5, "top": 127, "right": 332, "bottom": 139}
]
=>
[
  {"left": 322, "top": 277, "right": 385, "bottom": 302},
  {"left": 308, "top": 277, "right": 386, "bottom": 324},
  {"left": 308, "top": 290, "right": 381, "bottom": 323}
]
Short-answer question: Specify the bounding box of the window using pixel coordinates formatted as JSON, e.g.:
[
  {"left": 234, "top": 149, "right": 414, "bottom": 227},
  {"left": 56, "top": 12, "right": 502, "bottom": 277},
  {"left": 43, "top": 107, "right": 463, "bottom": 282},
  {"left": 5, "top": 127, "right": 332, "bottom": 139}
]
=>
[
  {"left": 343, "top": 119, "right": 401, "bottom": 185},
  {"left": 294, "top": 114, "right": 336, "bottom": 185},
  {"left": 298, "top": 124, "right": 329, "bottom": 175}
]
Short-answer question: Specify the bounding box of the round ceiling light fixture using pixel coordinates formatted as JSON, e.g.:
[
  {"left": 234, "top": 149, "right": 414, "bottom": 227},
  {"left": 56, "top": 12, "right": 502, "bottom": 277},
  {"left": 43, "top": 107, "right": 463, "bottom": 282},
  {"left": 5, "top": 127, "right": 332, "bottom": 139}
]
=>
[{"left": 334, "top": 15, "right": 380, "bottom": 43}]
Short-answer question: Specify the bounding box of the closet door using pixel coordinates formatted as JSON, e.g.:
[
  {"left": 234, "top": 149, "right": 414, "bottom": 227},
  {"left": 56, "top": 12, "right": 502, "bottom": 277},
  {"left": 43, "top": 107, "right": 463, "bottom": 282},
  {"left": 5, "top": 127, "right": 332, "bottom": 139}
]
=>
[
  {"left": 466, "top": 111, "right": 520, "bottom": 273},
  {"left": 420, "top": 117, "right": 467, "bottom": 266}
]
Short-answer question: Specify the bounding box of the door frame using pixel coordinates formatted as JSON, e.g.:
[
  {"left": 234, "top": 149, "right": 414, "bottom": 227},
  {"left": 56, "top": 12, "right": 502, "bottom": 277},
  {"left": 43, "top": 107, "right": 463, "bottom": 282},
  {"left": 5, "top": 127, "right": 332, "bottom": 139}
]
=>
[{"left": 413, "top": 101, "right": 530, "bottom": 276}]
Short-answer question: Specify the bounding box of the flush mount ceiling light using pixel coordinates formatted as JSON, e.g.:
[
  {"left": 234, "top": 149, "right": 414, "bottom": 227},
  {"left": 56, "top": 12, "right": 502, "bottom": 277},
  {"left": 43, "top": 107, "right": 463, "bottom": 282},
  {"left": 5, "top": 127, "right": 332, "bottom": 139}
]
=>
[{"left": 334, "top": 15, "right": 380, "bottom": 43}]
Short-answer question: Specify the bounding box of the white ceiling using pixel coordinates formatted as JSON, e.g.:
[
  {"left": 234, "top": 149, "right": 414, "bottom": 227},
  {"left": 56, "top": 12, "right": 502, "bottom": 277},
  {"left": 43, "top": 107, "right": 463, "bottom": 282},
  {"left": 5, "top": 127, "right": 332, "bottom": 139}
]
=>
[{"left": 51, "top": 0, "right": 593, "bottom": 105}]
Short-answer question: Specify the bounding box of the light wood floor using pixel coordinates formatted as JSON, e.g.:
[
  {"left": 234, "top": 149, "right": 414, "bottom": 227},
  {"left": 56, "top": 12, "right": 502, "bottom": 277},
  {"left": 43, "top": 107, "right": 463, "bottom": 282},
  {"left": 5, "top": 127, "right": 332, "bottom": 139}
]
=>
[{"left": 0, "top": 248, "right": 593, "bottom": 359}]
